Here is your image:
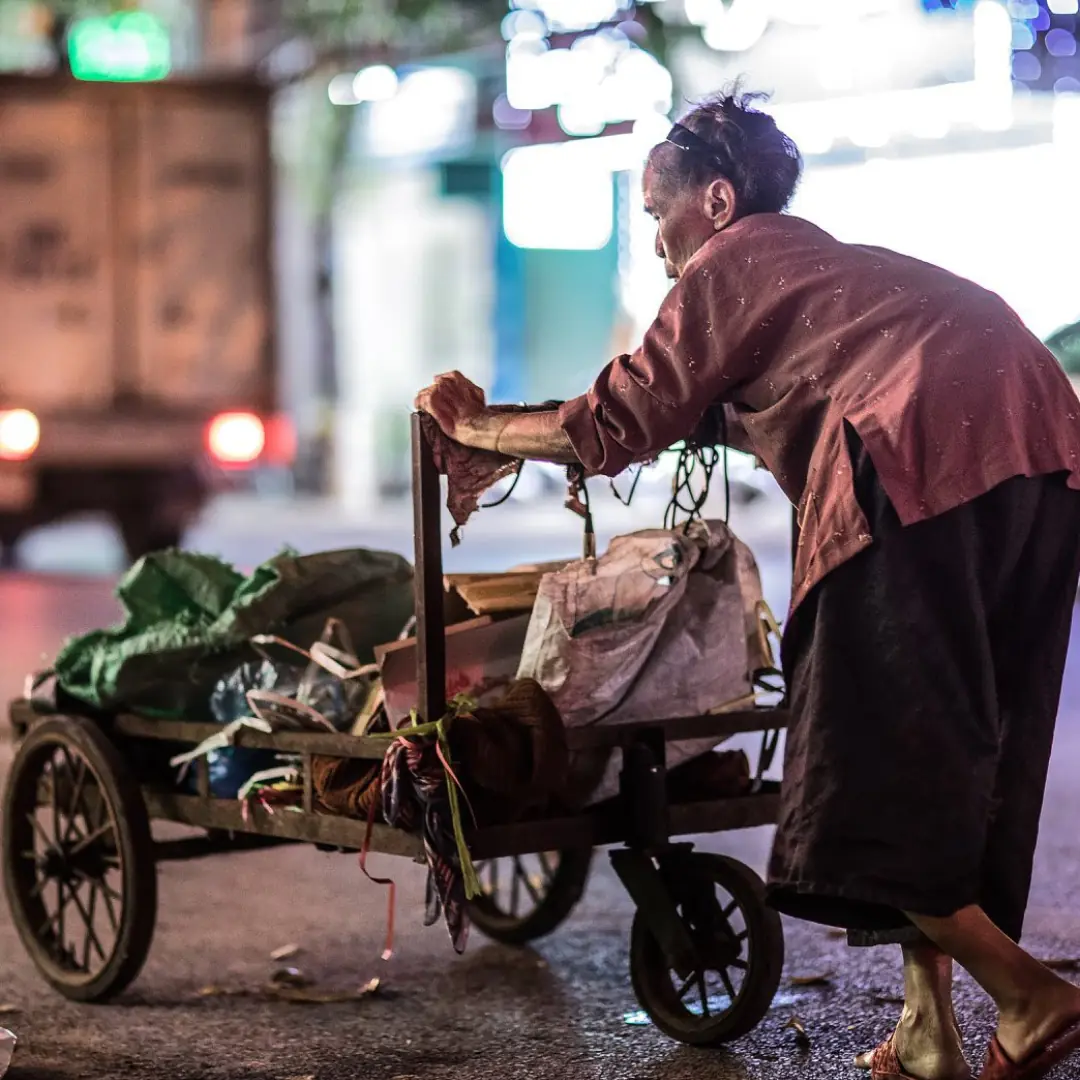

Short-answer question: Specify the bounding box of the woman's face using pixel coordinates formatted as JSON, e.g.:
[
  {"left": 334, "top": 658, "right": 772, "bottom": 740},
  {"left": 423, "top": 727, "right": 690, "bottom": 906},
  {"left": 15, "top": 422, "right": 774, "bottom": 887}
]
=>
[{"left": 642, "top": 151, "right": 737, "bottom": 280}]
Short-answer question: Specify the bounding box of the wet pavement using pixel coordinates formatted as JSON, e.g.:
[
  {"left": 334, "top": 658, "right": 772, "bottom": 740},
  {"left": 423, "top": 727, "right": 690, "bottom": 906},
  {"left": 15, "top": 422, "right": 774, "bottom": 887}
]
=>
[{"left": 0, "top": 569, "right": 1078, "bottom": 1079}]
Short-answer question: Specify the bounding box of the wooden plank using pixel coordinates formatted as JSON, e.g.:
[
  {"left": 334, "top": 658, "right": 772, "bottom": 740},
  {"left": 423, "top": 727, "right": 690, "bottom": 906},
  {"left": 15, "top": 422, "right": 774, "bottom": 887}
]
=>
[
  {"left": 142, "top": 790, "right": 425, "bottom": 858},
  {"left": 412, "top": 412, "right": 446, "bottom": 725},
  {"left": 443, "top": 572, "right": 545, "bottom": 615},
  {"left": 468, "top": 791, "right": 781, "bottom": 860},
  {"left": 15, "top": 702, "right": 788, "bottom": 756}
]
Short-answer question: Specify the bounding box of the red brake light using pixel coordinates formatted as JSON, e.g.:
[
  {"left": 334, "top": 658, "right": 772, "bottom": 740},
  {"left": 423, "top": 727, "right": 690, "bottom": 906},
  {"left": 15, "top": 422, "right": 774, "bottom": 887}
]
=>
[
  {"left": 0, "top": 409, "right": 40, "bottom": 461},
  {"left": 207, "top": 412, "right": 265, "bottom": 466}
]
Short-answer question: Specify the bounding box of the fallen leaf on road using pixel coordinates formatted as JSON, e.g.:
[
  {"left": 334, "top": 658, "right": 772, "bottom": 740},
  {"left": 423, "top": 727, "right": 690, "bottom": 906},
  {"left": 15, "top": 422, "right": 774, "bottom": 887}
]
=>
[
  {"left": 284, "top": 1075, "right": 315, "bottom": 1080},
  {"left": 873, "top": 993, "right": 905, "bottom": 1005},
  {"left": 789, "top": 973, "right": 833, "bottom": 987},
  {"left": 0, "top": 1007, "right": 18, "bottom": 1016},
  {"left": 271, "top": 944, "right": 301, "bottom": 961},
  {"left": 1042, "top": 958, "right": 1080, "bottom": 972},
  {"left": 197, "top": 985, "right": 249, "bottom": 998},
  {"left": 826, "top": 928, "right": 847, "bottom": 938},
  {"left": 784, "top": 1016, "right": 811, "bottom": 1047}
]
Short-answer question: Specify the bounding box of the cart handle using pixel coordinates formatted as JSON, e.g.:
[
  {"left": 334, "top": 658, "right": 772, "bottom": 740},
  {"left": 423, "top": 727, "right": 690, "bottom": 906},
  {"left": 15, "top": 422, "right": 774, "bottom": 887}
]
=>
[{"left": 411, "top": 412, "right": 447, "bottom": 725}]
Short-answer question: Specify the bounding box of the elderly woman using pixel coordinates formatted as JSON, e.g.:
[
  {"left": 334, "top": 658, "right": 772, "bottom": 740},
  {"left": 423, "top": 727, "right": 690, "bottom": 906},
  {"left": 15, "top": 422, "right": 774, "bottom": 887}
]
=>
[{"left": 416, "top": 92, "right": 1080, "bottom": 1080}]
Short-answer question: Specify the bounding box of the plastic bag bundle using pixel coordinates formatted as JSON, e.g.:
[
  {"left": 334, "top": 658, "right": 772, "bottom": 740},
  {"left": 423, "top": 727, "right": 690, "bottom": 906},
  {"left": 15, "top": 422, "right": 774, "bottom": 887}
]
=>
[{"left": 517, "top": 519, "right": 775, "bottom": 804}]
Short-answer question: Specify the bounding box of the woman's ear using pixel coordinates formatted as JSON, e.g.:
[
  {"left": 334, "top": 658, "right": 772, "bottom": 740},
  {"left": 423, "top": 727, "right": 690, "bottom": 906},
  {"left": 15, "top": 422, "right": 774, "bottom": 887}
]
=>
[{"left": 705, "top": 176, "right": 739, "bottom": 231}]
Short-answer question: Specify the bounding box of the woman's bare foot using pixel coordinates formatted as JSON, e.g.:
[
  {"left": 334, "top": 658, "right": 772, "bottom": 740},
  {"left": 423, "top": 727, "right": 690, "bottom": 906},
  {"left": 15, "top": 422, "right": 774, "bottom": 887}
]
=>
[
  {"left": 855, "top": 1013, "right": 971, "bottom": 1079},
  {"left": 994, "top": 976, "right": 1080, "bottom": 1066}
]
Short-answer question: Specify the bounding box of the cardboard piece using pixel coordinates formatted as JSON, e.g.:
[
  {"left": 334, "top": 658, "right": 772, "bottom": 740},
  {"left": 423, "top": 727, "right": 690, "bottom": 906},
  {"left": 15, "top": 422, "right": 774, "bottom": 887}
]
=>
[{"left": 376, "top": 614, "right": 530, "bottom": 727}]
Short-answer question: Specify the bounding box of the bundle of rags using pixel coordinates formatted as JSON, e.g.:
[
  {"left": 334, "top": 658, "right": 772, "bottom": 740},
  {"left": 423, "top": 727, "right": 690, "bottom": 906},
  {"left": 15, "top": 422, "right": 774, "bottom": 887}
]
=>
[
  {"left": 313, "top": 680, "right": 568, "bottom": 953},
  {"left": 418, "top": 405, "right": 571, "bottom": 544}
]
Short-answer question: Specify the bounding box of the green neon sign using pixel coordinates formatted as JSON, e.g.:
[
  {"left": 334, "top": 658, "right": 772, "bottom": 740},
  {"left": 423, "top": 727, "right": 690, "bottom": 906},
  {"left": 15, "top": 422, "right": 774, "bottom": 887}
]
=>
[{"left": 68, "top": 12, "right": 172, "bottom": 83}]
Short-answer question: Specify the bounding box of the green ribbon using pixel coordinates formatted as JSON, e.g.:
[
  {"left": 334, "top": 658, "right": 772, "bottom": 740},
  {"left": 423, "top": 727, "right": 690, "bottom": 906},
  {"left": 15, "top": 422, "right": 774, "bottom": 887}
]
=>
[{"left": 368, "top": 694, "right": 482, "bottom": 900}]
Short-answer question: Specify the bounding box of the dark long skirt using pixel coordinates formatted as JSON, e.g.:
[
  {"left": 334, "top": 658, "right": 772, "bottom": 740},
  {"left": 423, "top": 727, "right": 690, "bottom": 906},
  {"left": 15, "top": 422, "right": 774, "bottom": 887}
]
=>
[{"left": 766, "top": 435, "right": 1080, "bottom": 946}]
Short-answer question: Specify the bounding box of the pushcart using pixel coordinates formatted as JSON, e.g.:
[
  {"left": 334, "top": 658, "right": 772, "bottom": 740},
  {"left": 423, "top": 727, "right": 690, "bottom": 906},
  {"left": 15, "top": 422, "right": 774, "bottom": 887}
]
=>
[{"left": 1, "top": 414, "right": 791, "bottom": 1047}]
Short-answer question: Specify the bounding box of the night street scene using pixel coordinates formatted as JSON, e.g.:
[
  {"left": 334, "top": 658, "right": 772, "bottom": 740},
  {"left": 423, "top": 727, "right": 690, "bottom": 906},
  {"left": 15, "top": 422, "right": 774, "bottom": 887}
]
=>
[{"left": 2, "top": 2, "right": 1080, "bottom": 1079}]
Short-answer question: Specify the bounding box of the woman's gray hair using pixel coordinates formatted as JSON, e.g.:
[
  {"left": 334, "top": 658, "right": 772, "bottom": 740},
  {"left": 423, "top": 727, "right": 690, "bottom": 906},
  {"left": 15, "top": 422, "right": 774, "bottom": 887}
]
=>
[{"left": 652, "top": 86, "right": 803, "bottom": 216}]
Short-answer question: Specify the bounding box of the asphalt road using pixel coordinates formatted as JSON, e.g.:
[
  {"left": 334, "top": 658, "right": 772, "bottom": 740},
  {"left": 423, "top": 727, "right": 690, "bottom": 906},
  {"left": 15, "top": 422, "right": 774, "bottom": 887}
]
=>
[{"left": 0, "top": 503, "right": 1078, "bottom": 1080}]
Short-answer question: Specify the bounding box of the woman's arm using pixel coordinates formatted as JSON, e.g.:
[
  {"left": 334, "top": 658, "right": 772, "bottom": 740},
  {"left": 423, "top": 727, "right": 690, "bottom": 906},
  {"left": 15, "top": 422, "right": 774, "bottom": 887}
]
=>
[{"left": 414, "top": 376, "right": 579, "bottom": 464}]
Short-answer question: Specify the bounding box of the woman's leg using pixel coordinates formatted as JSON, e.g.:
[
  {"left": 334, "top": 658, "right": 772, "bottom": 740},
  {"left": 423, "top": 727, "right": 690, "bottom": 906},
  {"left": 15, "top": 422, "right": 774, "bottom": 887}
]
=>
[
  {"left": 906, "top": 907, "right": 1080, "bottom": 1065},
  {"left": 856, "top": 940, "right": 969, "bottom": 1078}
]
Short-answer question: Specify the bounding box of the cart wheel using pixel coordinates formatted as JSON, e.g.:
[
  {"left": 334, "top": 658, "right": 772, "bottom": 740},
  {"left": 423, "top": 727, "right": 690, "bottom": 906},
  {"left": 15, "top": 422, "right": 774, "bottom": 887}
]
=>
[
  {"left": 467, "top": 847, "right": 592, "bottom": 945},
  {"left": 629, "top": 853, "right": 784, "bottom": 1046},
  {"left": 2, "top": 715, "right": 158, "bottom": 1002}
]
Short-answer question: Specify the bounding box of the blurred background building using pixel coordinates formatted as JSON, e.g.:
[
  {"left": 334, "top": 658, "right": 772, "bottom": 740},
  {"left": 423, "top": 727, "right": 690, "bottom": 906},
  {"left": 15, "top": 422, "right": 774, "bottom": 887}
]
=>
[{"left": 1, "top": 0, "right": 1079, "bottom": 531}]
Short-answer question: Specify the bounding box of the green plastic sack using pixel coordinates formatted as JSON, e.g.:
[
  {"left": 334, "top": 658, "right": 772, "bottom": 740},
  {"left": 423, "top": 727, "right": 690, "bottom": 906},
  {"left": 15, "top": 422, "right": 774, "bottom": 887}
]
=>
[{"left": 54, "top": 547, "right": 414, "bottom": 717}]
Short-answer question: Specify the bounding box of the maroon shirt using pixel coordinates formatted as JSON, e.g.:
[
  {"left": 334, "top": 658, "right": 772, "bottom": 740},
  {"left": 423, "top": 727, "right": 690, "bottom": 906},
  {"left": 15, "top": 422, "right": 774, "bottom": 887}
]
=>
[{"left": 558, "top": 214, "right": 1080, "bottom": 614}]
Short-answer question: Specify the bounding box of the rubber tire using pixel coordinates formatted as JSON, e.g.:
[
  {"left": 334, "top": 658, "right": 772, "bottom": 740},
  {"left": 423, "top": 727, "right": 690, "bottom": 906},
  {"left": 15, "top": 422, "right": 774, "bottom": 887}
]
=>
[
  {"left": 629, "top": 853, "right": 785, "bottom": 1046},
  {"left": 2, "top": 715, "right": 158, "bottom": 1002},
  {"left": 467, "top": 847, "right": 593, "bottom": 945}
]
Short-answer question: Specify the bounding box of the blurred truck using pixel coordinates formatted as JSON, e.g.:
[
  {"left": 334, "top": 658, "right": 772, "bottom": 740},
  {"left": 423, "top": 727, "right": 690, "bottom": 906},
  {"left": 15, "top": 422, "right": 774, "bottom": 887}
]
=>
[{"left": 0, "top": 73, "right": 289, "bottom": 565}]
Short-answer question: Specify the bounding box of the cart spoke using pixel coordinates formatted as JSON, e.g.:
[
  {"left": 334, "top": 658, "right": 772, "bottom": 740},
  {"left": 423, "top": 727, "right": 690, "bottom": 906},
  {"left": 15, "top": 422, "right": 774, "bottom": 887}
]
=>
[
  {"left": 77, "top": 869, "right": 122, "bottom": 905},
  {"left": 56, "top": 879, "right": 65, "bottom": 952},
  {"left": 537, "top": 852, "right": 556, "bottom": 883},
  {"left": 510, "top": 859, "right": 522, "bottom": 917},
  {"left": 729, "top": 957, "right": 748, "bottom": 971},
  {"left": 69, "top": 820, "right": 114, "bottom": 858},
  {"left": 676, "top": 972, "right": 697, "bottom": 1001},
  {"left": 719, "top": 966, "right": 738, "bottom": 1002},
  {"left": 516, "top": 858, "right": 542, "bottom": 906},
  {"left": 69, "top": 884, "right": 106, "bottom": 969},
  {"left": 486, "top": 859, "right": 499, "bottom": 897},
  {"left": 48, "top": 753, "right": 65, "bottom": 844},
  {"left": 99, "top": 882, "right": 120, "bottom": 933},
  {"left": 721, "top": 899, "right": 739, "bottom": 920},
  {"left": 27, "top": 811, "right": 52, "bottom": 850},
  {"left": 37, "top": 879, "right": 71, "bottom": 940},
  {"left": 696, "top": 973, "right": 711, "bottom": 1017},
  {"left": 82, "top": 885, "right": 100, "bottom": 969},
  {"left": 62, "top": 752, "right": 89, "bottom": 844}
]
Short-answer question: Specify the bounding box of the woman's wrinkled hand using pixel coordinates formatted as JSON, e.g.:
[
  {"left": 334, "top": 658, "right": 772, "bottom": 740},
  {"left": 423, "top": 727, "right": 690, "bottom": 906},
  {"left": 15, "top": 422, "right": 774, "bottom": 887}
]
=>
[{"left": 414, "top": 371, "right": 489, "bottom": 444}]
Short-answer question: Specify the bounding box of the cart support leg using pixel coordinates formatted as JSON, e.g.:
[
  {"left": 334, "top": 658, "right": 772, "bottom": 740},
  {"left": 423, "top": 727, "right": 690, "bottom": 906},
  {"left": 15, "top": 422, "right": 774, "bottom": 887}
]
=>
[
  {"left": 411, "top": 412, "right": 446, "bottom": 724},
  {"left": 619, "top": 732, "right": 669, "bottom": 850},
  {"left": 611, "top": 848, "right": 698, "bottom": 977}
]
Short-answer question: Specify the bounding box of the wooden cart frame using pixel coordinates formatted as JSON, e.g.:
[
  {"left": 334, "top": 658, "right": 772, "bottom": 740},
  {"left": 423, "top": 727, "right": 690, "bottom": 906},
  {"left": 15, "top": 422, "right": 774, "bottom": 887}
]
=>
[{"left": 2, "top": 415, "right": 792, "bottom": 1046}]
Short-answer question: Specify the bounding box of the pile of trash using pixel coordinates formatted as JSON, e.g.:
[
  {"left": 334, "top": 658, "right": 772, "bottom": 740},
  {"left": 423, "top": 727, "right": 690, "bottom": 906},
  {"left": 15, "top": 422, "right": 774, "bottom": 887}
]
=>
[{"left": 32, "top": 526, "right": 779, "bottom": 953}]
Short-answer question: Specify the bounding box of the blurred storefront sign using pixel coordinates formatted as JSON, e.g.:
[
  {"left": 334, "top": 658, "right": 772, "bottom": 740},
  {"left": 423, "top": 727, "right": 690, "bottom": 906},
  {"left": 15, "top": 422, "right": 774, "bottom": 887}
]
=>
[
  {"left": 673, "top": 0, "right": 1017, "bottom": 155},
  {"left": 67, "top": 12, "right": 172, "bottom": 82}
]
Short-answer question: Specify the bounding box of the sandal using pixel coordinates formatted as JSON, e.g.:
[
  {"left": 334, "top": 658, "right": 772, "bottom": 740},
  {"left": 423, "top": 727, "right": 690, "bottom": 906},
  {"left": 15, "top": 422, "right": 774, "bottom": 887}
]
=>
[
  {"left": 857, "top": 1031, "right": 972, "bottom": 1079},
  {"left": 980, "top": 1016, "right": 1080, "bottom": 1080},
  {"left": 856, "top": 1033, "right": 918, "bottom": 1079}
]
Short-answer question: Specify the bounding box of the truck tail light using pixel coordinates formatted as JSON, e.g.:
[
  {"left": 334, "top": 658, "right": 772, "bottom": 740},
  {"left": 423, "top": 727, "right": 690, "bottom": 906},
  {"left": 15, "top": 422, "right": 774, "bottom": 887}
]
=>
[
  {"left": 207, "top": 411, "right": 265, "bottom": 466},
  {"left": 264, "top": 413, "right": 297, "bottom": 466},
  {"left": 0, "top": 409, "right": 40, "bottom": 461}
]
